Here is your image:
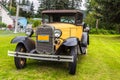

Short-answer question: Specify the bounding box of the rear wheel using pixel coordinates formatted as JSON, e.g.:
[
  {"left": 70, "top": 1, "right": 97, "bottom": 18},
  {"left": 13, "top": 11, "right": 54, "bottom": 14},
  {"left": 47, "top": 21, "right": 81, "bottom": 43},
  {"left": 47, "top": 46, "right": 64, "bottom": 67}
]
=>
[
  {"left": 14, "top": 44, "right": 27, "bottom": 69},
  {"left": 81, "top": 47, "right": 87, "bottom": 55},
  {"left": 69, "top": 46, "right": 77, "bottom": 75},
  {"left": 87, "top": 34, "right": 89, "bottom": 45}
]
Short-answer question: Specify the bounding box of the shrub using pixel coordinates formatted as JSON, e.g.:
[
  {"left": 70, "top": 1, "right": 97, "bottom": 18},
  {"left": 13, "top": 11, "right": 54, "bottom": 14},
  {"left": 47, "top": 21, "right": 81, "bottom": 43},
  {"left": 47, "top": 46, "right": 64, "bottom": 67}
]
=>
[
  {"left": 99, "top": 29, "right": 109, "bottom": 34},
  {"left": 28, "top": 18, "right": 41, "bottom": 28},
  {"left": 90, "top": 28, "right": 117, "bottom": 34},
  {"left": 108, "top": 30, "right": 116, "bottom": 34},
  {"left": 90, "top": 28, "right": 98, "bottom": 34},
  {"left": 0, "top": 22, "right": 7, "bottom": 28},
  {"left": 33, "top": 20, "right": 41, "bottom": 27}
]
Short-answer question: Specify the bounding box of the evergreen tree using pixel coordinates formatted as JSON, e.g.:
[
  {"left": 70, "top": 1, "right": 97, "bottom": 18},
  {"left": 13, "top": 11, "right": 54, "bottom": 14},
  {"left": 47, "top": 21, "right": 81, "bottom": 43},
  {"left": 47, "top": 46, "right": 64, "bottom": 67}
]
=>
[
  {"left": 95, "top": 0, "right": 120, "bottom": 24},
  {"left": 22, "top": 0, "right": 26, "bottom": 5},
  {"left": 38, "top": 0, "right": 82, "bottom": 10},
  {"left": 30, "top": 2, "right": 34, "bottom": 18},
  {"left": 26, "top": 0, "right": 30, "bottom": 6},
  {"left": 36, "top": 0, "right": 83, "bottom": 17},
  {"left": 85, "top": 0, "right": 120, "bottom": 33},
  {"left": 1, "top": 0, "right": 7, "bottom": 7},
  {"left": 11, "top": 0, "right": 16, "bottom": 7},
  {"left": 19, "top": 0, "right": 35, "bottom": 18},
  {"left": 7, "top": 0, "right": 16, "bottom": 15}
]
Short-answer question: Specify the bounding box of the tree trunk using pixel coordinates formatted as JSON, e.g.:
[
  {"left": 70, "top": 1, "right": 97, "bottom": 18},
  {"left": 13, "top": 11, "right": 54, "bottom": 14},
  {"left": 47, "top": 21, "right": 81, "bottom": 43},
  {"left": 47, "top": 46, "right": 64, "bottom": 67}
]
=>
[{"left": 96, "top": 19, "right": 99, "bottom": 32}]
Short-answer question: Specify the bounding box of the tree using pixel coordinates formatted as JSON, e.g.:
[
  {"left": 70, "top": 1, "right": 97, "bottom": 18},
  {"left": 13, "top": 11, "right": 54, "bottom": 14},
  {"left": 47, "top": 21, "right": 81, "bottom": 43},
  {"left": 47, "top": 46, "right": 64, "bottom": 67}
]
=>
[
  {"left": 36, "top": 0, "right": 83, "bottom": 17},
  {"left": 22, "top": 0, "right": 26, "bottom": 5},
  {"left": 85, "top": 0, "right": 120, "bottom": 33},
  {"left": 95, "top": 0, "right": 120, "bottom": 24},
  {"left": 7, "top": 0, "right": 16, "bottom": 15},
  {"left": 1, "top": 0, "right": 7, "bottom": 7},
  {"left": 30, "top": 2, "right": 34, "bottom": 18},
  {"left": 11, "top": 0, "right": 16, "bottom": 7},
  {"left": 94, "top": 0, "right": 120, "bottom": 32},
  {"left": 19, "top": 0, "right": 35, "bottom": 18},
  {"left": 38, "top": 0, "right": 83, "bottom": 10}
]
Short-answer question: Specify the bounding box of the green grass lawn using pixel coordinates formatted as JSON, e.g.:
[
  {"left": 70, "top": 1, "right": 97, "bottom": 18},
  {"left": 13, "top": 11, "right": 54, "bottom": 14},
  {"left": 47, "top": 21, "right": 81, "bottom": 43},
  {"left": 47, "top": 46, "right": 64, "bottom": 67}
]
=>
[{"left": 0, "top": 31, "right": 120, "bottom": 80}]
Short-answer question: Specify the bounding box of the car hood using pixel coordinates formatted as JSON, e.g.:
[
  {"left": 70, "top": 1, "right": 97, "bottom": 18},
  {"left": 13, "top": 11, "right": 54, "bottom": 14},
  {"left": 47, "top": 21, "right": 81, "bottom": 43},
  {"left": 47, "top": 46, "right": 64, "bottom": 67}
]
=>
[{"left": 47, "top": 23, "right": 80, "bottom": 29}]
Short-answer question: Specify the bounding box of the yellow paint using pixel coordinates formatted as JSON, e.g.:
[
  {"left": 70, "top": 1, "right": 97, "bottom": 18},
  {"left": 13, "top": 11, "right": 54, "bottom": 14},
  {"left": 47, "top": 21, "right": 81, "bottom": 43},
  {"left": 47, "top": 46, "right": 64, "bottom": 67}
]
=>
[
  {"left": 38, "top": 35, "right": 49, "bottom": 41},
  {"left": 55, "top": 39, "right": 63, "bottom": 50},
  {"left": 48, "top": 23, "right": 83, "bottom": 40},
  {"left": 47, "top": 23, "right": 83, "bottom": 50}
]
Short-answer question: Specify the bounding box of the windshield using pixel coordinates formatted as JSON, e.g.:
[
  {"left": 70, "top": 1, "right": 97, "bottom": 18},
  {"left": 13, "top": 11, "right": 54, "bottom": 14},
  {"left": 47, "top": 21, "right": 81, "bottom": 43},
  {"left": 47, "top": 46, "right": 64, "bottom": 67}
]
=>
[{"left": 42, "top": 14, "right": 75, "bottom": 24}]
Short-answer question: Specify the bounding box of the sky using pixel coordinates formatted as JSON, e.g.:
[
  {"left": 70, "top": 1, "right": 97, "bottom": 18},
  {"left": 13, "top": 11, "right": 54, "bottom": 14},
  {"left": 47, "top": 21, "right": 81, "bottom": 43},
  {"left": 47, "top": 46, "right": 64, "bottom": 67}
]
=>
[
  {"left": 29, "top": 0, "right": 39, "bottom": 11},
  {"left": 81, "top": 0, "right": 87, "bottom": 10},
  {"left": 0, "top": 0, "right": 39, "bottom": 11}
]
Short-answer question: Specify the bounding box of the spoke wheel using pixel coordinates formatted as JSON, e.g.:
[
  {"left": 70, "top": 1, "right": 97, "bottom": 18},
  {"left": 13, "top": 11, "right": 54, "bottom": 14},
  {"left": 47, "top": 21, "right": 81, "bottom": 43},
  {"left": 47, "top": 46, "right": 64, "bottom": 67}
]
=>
[{"left": 14, "top": 44, "right": 27, "bottom": 69}]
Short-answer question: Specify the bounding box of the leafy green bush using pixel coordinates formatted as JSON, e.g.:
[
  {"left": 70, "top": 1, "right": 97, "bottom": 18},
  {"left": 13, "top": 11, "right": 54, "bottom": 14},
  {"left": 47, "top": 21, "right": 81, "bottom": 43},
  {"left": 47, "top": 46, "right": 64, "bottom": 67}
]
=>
[
  {"left": 28, "top": 18, "right": 41, "bottom": 28},
  {"left": 108, "top": 30, "right": 116, "bottom": 34},
  {"left": 0, "top": 22, "right": 7, "bottom": 28},
  {"left": 9, "top": 7, "right": 16, "bottom": 15},
  {"left": 90, "top": 28, "right": 117, "bottom": 34},
  {"left": 33, "top": 20, "right": 41, "bottom": 27}
]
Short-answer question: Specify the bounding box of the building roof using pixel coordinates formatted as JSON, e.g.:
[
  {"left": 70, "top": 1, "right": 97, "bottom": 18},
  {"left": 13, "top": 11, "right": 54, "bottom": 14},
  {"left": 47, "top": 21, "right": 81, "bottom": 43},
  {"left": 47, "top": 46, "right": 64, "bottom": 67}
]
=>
[{"left": 0, "top": 3, "right": 9, "bottom": 14}]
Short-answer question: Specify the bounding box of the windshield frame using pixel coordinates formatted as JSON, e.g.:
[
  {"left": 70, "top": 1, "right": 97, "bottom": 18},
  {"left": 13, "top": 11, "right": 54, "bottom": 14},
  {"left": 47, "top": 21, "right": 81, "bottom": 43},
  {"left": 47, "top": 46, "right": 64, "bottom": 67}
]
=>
[{"left": 42, "top": 10, "right": 83, "bottom": 25}]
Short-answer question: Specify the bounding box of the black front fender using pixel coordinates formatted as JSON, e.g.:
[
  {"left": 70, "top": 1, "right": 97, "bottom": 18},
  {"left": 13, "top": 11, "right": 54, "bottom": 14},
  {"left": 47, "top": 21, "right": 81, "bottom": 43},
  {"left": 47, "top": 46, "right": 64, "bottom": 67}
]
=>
[
  {"left": 11, "top": 36, "right": 27, "bottom": 43},
  {"left": 63, "top": 38, "right": 78, "bottom": 47},
  {"left": 11, "top": 36, "right": 35, "bottom": 52}
]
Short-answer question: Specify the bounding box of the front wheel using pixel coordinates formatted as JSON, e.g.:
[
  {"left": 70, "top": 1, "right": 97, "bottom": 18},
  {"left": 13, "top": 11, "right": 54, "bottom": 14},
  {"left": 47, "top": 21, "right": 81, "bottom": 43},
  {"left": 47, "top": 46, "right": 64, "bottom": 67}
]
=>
[
  {"left": 69, "top": 46, "right": 77, "bottom": 75},
  {"left": 14, "top": 44, "right": 27, "bottom": 69}
]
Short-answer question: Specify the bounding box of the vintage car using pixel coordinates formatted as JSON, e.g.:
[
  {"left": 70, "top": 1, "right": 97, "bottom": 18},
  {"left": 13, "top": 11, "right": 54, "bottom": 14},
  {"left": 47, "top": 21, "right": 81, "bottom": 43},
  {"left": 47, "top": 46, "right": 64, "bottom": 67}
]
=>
[{"left": 8, "top": 10, "right": 89, "bottom": 75}]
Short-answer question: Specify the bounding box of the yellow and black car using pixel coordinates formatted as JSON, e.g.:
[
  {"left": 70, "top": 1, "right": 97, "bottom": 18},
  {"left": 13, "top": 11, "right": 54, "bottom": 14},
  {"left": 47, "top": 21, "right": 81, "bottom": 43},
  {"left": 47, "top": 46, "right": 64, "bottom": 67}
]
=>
[{"left": 8, "top": 10, "right": 89, "bottom": 75}]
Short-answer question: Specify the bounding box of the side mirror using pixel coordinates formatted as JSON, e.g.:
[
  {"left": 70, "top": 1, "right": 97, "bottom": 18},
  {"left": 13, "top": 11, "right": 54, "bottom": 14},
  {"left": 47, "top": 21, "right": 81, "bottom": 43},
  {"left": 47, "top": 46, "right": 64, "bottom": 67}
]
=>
[{"left": 25, "top": 28, "right": 34, "bottom": 37}]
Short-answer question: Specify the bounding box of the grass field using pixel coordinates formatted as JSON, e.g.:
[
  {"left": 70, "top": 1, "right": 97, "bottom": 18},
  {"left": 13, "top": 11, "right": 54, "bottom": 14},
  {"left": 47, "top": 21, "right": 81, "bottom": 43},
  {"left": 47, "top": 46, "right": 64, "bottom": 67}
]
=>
[{"left": 0, "top": 31, "right": 120, "bottom": 80}]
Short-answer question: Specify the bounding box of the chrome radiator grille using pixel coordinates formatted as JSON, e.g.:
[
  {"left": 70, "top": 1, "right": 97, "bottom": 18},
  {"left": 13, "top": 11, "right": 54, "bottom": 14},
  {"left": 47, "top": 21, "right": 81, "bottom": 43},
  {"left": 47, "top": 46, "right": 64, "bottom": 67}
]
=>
[{"left": 36, "top": 26, "right": 54, "bottom": 54}]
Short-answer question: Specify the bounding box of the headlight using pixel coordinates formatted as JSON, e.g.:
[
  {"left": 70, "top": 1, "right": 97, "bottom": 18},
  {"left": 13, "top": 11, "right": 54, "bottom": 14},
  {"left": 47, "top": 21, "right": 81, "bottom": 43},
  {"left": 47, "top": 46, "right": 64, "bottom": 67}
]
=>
[
  {"left": 54, "top": 29, "right": 62, "bottom": 38},
  {"left": 25, "top": 28, "right": 34, "bottom": 37}
]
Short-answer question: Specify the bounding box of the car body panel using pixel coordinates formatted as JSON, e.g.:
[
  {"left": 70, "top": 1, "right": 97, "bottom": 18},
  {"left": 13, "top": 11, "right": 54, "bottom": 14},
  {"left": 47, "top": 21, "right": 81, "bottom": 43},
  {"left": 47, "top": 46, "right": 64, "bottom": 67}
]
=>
[
  {"left": 46, "top": 23, "right": 83, "bottom": 49},
  {"left": 11, "top": 36, "right": 35, "bottom": 52},
  {"left": 48, "top": 23, "right": 83, "bottom": 40}
]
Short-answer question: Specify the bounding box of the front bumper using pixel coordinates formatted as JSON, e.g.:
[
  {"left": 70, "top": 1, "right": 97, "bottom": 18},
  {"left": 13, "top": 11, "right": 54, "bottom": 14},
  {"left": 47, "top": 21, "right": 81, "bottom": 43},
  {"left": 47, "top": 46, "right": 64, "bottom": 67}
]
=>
[{"left": 8, "top": 50, "right": 73, "bottom": 62}]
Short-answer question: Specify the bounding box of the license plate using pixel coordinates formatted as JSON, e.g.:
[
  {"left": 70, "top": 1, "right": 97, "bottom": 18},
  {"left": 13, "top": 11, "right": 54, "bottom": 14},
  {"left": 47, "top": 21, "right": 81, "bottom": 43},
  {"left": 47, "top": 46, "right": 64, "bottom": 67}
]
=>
[{"left": 37, "top": 35, "right": 49, "bottom": 42}]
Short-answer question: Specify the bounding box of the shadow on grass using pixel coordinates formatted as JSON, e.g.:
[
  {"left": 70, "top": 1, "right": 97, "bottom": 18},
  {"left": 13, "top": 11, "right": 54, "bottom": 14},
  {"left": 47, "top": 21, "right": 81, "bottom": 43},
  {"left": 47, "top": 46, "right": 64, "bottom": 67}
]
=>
[
  {"left": 77, "top": 54, "right": 87, "bottom": 64},
  {"left": 26, "top": 59, "right": 68, "bottom": 70},
  {"left": 25, "top": 54, "right": 87, "bottom": 73}
]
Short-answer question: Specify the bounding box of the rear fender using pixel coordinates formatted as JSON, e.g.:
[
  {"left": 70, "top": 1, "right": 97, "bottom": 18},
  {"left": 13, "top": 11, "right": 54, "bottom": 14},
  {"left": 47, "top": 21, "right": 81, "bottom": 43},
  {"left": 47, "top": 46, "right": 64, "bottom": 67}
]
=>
[
  {"left": 11, "top": 36, "right": 35, "bottom": 52},
  {"left": 81, "top": 32, "right": 88, "bottom": 47}
]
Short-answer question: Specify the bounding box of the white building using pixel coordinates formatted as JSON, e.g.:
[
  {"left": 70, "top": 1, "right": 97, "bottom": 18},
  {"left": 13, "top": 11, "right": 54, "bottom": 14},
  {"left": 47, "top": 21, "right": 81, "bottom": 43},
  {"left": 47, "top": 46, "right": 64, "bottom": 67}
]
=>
[{"left": 0, "top": 3, "right": 14, "bottom": 26}]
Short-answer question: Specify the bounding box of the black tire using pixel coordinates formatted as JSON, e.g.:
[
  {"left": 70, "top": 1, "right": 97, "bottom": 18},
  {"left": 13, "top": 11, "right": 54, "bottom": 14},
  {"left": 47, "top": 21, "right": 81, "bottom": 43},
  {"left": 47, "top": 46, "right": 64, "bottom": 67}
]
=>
[
  {"left": 69, "top": 46, "right": 77, "bottom": 75},
  {"left": 14, "top": 44, "right": 27, "bottom": 69},
  {"left": 81, "top": 47, "right": 87, "bottom": 55},
  {"left": 81, "top": 32, "right": 88, "bottom": 55},
  {"left": 87, "top": 34, "right": 89, "bottom": 45}
]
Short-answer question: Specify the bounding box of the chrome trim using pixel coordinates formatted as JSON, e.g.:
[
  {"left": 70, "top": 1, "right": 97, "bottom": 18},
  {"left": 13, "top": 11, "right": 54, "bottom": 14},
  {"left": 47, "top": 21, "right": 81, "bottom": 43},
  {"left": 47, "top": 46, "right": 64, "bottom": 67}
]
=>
[{"left": 8, "top": 50, "right": 73, "bottom": 62}]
